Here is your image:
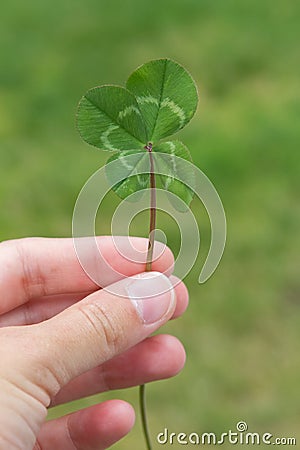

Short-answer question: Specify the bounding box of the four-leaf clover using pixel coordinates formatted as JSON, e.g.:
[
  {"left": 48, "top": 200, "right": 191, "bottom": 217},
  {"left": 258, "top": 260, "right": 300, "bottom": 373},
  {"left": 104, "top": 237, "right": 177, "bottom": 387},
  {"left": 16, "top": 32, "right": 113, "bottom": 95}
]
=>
[{"left": 77, "top": 58, "right": 198, "bottom": 208}]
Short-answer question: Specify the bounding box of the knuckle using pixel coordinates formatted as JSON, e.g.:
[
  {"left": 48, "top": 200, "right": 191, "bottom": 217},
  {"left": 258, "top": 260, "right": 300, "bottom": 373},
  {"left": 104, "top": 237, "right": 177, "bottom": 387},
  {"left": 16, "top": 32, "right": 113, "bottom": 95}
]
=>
[
  {"left": 78, "top": 301, "right": 122, "bottom": 357},
  {"left": 14, "top": 238, "right": 47, "bottom": 301}
]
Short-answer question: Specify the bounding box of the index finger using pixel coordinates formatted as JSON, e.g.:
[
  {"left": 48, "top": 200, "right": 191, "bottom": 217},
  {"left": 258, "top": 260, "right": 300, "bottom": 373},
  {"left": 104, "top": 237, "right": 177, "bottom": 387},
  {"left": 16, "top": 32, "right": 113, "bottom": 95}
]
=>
[{"left": 0, "top": 236, "right": 174, "bottom": 314}]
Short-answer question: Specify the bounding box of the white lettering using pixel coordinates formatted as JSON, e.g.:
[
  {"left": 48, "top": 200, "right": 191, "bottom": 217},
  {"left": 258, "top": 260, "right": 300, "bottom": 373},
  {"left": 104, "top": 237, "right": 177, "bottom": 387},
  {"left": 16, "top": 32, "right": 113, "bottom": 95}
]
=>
[{"left": 157, "top": 428, "right": 168, "bottom": 445}]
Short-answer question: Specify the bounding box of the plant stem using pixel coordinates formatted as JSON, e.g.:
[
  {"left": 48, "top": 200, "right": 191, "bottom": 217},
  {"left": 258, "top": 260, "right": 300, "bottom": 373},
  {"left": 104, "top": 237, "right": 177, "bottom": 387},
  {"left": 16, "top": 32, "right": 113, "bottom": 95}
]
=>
[
  {"left": 146, "top": 144, "right": 156, "bottom": 271},
  {"left": 139, "top": 384, "right": 151, "bottom": 450},
  {"left": 140, "top": 143, "right": 156, "bottom": 450}
]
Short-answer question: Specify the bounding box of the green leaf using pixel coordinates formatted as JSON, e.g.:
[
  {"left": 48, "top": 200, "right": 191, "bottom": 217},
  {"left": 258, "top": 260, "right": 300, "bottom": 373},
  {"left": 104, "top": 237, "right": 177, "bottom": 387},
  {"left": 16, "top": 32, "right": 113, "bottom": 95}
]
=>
[
  {"left": 105, "top": 150, "right": 149, "bottom": 200},
  {"left": 105, "top": 141, "right": 195, "bottom": 210},
  {"left": 77, "top": 85, "right": 147, "bottom": 151},
  {"left": 126, "top": 58, "right": 198, "bottom": 142},
  {"left": 153, "top": 141, "right": 195, "bottom": 211}
]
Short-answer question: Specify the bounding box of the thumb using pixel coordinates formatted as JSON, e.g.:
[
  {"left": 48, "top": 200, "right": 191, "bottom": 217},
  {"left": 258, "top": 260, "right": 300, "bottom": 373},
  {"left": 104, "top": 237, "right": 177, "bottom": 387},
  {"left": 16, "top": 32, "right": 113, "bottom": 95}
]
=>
[{"left": 30, "top": 271, "right": 176, "bottom": 396}]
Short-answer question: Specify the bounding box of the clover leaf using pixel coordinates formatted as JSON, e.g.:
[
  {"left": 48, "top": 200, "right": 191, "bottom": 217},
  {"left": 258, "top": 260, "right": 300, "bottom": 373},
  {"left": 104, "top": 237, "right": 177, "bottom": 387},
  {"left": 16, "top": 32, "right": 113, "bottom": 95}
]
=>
[
  {"left": 77, "top": 85, "right": 147, "bottom": 151},
  {"left": 127, "top": 59, "right": 198, "bottom": 142}
]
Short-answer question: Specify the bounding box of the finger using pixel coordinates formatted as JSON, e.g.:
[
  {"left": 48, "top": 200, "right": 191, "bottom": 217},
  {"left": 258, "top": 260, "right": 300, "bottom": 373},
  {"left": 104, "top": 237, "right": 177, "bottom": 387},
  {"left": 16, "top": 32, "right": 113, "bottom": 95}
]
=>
[
  {"left": 52, "top": 334, "right": 185, "bottom": 406},
  {"left": 0, "top": 236, "right": 174, "bottom": 314},
  {"left": 0, "top": 292, "right": 91, "bottom": 327},
  {"left": 9, "top": 272, "right": 176, "bottom": 402},
  {"left": 35, "top": 400, "right": 135, "bottom": 450},
  {"left": 0, "top": 278, "right": 188, "bottom": 327},
  {"left": 170, "top": 275, "right": 189, "bottom": 319}
]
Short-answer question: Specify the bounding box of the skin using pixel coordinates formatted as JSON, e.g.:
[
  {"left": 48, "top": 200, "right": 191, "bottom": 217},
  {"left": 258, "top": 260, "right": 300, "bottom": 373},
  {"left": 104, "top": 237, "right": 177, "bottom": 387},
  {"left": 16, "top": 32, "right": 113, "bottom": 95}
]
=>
[{"left": 0, "top": 236, "right": 189, "bottom": 449}]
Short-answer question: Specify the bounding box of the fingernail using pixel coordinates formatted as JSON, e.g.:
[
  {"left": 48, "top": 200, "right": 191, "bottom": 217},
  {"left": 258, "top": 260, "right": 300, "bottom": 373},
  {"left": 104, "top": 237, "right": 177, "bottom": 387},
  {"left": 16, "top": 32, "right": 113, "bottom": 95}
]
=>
[{"left": 127, "top": 272, "right": 175, "bottom": 324}]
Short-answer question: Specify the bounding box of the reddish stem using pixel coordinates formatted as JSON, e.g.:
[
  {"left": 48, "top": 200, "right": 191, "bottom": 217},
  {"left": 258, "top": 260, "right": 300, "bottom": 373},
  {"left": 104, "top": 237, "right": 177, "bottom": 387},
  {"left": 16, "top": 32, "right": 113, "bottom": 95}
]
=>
[
  {"left": 145, "top": 143, "right": 156, "bottom": 271},
  {"left": 140, "top": 142, "right": 156, "bottom": 450}
]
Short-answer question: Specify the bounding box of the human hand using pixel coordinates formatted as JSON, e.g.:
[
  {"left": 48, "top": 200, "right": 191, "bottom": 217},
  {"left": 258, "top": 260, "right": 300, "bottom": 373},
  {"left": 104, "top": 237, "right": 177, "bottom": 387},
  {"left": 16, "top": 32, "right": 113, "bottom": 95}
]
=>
[{"left": 0, "top": 237, "right": 188, "bottom": 449}]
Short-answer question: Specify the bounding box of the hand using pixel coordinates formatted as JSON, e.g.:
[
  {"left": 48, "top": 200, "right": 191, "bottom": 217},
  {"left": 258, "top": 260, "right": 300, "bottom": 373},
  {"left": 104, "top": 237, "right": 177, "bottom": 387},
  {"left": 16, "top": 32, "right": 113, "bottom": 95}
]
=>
[{"left": 0, "top": 237, "right": 188, "bottom": 449}]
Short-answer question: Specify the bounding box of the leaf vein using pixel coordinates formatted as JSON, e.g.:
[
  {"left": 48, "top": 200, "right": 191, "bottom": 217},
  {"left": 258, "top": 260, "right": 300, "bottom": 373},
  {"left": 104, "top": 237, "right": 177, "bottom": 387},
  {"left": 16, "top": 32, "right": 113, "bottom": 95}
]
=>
[{"left": 150, "top": 59, "right": 168, "bottom": 140}]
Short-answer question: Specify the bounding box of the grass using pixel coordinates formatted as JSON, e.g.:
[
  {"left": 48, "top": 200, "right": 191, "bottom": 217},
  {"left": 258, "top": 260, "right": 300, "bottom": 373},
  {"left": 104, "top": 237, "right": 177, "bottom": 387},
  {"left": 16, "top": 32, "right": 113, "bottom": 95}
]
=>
[{"left": 1, "top": 0, "right": 300, "bottom": 448}]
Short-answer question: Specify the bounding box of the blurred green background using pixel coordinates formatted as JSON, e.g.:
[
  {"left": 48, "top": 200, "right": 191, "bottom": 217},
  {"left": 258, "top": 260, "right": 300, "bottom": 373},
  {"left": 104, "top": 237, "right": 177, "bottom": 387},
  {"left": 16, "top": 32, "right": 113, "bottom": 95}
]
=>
[{"left": 1, "top": 0, "right": 299, "bottom": 448}]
